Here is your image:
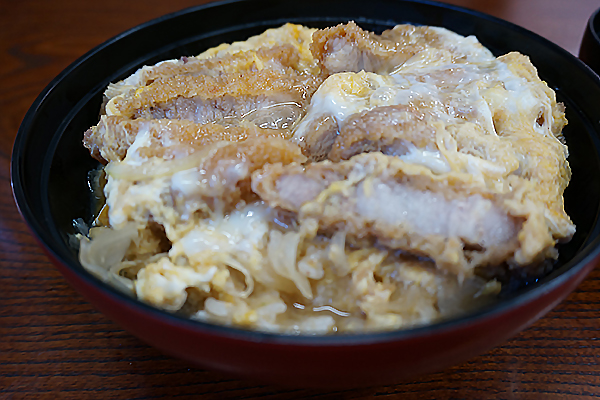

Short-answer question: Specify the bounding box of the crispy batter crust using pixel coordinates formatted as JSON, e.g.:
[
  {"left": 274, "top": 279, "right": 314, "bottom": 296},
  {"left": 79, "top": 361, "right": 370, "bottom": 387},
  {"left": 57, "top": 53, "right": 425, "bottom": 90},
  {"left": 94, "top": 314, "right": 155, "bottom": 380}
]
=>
[
  {"left": 106, "top": 69, "right": 322, "bottom": 119},
  {"left": 83, "top": 115, "right": 292, "bottom": 164},
  {"left": 310, "top": 21, "right": 486, "bottom": 75},
  {"left": 201, "top": 137, "right": 307, "bottom": 209},
  {"left": 328, "top": 105, "right": 437, "bottom": 161}
]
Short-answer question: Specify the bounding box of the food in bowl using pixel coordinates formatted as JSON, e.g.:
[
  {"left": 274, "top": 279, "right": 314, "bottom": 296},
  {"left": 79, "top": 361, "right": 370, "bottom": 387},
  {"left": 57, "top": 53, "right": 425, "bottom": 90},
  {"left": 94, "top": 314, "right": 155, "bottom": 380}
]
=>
[{"left": 78, "top": 22, "right": 574, "bottom": 334}]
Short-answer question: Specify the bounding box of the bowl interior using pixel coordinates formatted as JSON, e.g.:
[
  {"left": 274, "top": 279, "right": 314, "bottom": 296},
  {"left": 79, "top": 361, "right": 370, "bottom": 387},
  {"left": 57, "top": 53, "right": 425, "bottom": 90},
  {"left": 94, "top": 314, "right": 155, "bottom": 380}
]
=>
[{"left": 13, "top": 0, "right": 600, "bottom": 339}]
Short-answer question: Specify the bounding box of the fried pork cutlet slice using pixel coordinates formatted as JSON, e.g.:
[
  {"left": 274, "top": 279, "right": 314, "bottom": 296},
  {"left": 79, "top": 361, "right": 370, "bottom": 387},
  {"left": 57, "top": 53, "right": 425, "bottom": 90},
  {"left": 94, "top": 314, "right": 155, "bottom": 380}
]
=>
[
  {"left": 310, "top": 21, "right": 493, "bottom": 75},
  {"left": 106, "top": 137, "right": 306, "bottom": 230},
  {"left": 105, "top": 68, "right": 322, "bottom": 123},
  {"left": 252, "top": 153, "right": 556, "bottom": 277},
  {"left": 105, "top": 45, "right": 307, "bottom": 100},
  {"left": 328, "top": 105, "right": 438, "bottom": 162},
  {"left": 105, "top": 23, "right": 319, "bottom": 100},
  {"left": 328, "top": 105, "right": 520, "bottom": 179},
  {"left": 291, "top": 72, "right": 397, "bottom": 161},
  {"left": 291, "top": 69, "right": 503, "bottom": 162},
  {"left": 83, "top": 115, "right": 292, "bottom": 164}
]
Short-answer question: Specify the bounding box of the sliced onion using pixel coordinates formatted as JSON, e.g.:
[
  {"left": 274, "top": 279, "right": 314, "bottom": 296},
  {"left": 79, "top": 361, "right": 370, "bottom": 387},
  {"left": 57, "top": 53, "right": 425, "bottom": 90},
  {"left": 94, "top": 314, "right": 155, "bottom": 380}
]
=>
[
  {"left": 267, "top": 230, "right": 313, "bottom": 299},
  {"left": 221, "top": 255, "right": 255, "bottom": 299},
  {"left": 204, "top": 297, "right": 233, "bottom": 317},
  {"left": 79, "top": 223, "right": 138, "bottom": 294},
  {"left": 328, "top": 230, "right": 349, "bottom": 276},
  {"left": 241, "top": 102, "right": 303, "bottom": 130}
]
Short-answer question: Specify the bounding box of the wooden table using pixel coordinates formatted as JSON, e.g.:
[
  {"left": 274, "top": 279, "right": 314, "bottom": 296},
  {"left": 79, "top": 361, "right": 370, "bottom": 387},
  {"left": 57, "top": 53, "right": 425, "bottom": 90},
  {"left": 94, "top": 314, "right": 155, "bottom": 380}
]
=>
[{"left": 2, "top": 0, "right": 600, "bottom": 398}]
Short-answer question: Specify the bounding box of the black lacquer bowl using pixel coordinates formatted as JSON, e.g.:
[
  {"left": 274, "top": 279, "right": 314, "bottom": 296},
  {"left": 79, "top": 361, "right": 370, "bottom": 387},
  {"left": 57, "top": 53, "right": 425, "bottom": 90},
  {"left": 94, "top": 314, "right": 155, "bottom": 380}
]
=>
[{"left": 11, "top": 0, "right": 600, "bottom": 388}]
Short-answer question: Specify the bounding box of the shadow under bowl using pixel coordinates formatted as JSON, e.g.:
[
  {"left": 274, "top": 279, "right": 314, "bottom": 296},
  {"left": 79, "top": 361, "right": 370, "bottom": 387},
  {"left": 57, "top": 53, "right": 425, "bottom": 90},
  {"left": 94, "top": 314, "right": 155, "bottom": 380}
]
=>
[{"left": 11, "top": 0, "right": 600, "bottom": 388}]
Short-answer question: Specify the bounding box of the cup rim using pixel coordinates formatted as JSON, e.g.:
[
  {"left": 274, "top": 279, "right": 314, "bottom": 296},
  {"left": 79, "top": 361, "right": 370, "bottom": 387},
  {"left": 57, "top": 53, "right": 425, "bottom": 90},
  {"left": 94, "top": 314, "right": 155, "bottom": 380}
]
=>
[{"left": 589, "top": 7, "right": 600, "bottom": 43}]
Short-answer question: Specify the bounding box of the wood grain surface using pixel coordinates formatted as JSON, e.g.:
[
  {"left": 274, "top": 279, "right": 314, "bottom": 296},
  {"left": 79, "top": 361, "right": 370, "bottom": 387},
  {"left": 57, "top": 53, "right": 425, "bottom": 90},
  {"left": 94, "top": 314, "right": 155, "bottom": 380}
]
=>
[{"left": 2, "top": 0, "right": 600, "bottom": 398}]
